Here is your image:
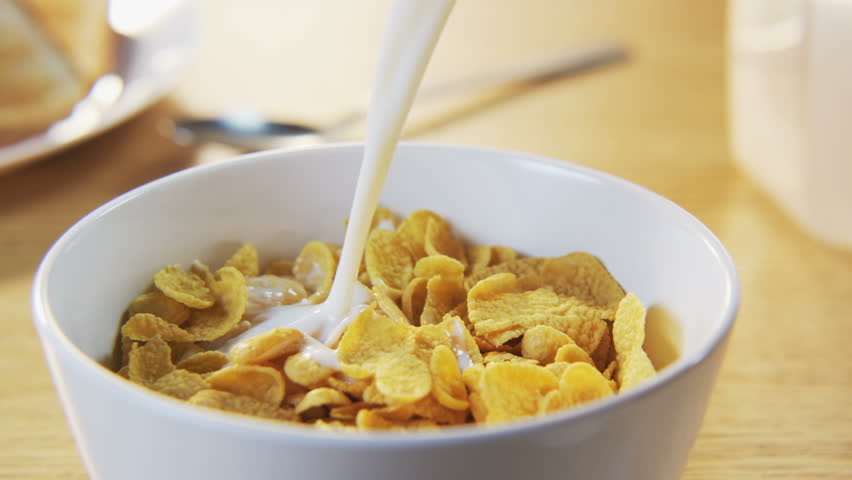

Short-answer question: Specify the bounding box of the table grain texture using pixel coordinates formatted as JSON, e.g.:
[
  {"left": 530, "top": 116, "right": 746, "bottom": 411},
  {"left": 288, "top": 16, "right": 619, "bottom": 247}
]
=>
[{"left": 1, "top": 1, "right": 850, "bottom": 479}]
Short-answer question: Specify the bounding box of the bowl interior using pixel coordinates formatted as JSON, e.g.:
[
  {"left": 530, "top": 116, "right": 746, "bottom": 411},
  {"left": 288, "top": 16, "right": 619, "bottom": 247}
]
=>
[{"left": 38, "top": 143, "right": 737, "bottom": 378}]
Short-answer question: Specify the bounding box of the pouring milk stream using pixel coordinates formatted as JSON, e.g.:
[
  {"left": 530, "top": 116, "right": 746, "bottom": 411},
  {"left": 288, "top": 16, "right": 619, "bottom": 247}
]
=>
[{"left": 218, "top": 0, "right": 458, "bottom": 369}]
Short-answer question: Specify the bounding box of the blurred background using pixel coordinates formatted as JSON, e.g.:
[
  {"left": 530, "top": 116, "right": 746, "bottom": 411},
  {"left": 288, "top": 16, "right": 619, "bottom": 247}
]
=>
[{"left": 1, "top": 0, "right": 850, "bottom": 478}]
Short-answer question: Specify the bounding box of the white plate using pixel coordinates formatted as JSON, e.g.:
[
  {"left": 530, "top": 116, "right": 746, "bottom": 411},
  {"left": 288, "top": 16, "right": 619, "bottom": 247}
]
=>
[{"left": 0, "top": 0, "right": 198, "bottom": 173}]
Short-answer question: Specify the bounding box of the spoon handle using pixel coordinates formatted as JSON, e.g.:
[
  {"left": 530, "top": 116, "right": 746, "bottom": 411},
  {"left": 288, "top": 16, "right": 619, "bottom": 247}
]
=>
[{"left": 322, "top": 42, "right": 627, "bottom": 136}]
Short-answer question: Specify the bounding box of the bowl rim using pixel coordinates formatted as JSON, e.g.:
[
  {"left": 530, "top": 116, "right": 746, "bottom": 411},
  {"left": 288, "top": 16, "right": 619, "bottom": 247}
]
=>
[{"left": 31, "top": 141, "right": 740, "bottom": 448}]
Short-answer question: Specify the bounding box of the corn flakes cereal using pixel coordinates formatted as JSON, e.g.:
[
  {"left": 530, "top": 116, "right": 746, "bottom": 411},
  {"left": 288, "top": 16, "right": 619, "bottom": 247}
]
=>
[
  {"left": 284, "top": 352, "right": 335, "bottom": 388},
  {"left": 150, "top": 369, "right": 210, "bottom": 400},
  {"left": 229, "top": 327, "right": 304, "bottom": 365},
  {"left": 293, "top": 241, "right": 338, "bottom": 303},
  {"left": 206, "top": 365, "right": 286, "bottom": 405},
  {"left": 424, "top": 217, "right": 466, "bottom": 264},
  {"left": 520, "top": 325, "right": 575, "bottom": 364},
  {"left": 613, "top": 293, "right": 656, "bottom": 391},
  {"left": 127, "top": 336, "right": 174, "bottom": 385},
  {"left": 468, "top": 273, "right": 609, "bottom": 352},
  {"left": 429, "top": 345, "right": 468, "bottom": 410},
  {"left": 188, "top": 389, "right": 295, "bottom": 421},
  {"left": 183, "top": 267, "right": 248, "bottom": 341},
  {"left": 464, "top": 362, "right": 558, "bottom": 424},
  {"left": 112, "top": 206, "right": 670, "bottom": 431},
  {"left": 127, "top": 291, "right": 191, "bottom": 326},
  {"left": 365, "top": 229, "right": 413, "bottom": 300},
  {"left": 420, "top": 276, "right": 466, "bottom": 325},
  {"left": 295, "top": 387, "right": 352, "bottom": 416},
  {"left": 175, "top": 350, "right": 229, "bottom": 374},
  {"left": 122, "top": 313, "right": 196, "bottom": 343},
  {"left": 225, "top": 243, "right": 260, "bottom": 278},
  {"left": 153, "top": 265, "right": 215, "bottom": 309},
  {"left": 395, "top": 210, "right": 443, "bottom": 260},
  {"left": 401, "top": 277, "right": 428, "bottom": 325}
]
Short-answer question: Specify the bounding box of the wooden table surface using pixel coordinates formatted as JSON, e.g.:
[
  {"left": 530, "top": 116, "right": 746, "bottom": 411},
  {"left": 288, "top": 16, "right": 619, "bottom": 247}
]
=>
[{"left": 2, "top": 1, "right": 850, "bottom": 478}]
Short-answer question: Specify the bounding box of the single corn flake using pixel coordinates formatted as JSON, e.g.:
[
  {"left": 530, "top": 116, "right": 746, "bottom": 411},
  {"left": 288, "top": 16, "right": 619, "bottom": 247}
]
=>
[
  {"left": 355, "top": 408, "right": 400, "bottom": 431},
  {"left": 613, "top": 294, "right": 656, "bottom": 391},
  {"left": 205, "top": 364, "right": 286, "bottom": 405},
  {"left": 374, "top": 353, "right": 432, "bottom": 404},
  {"left": 483, "top": 351, "right": 538, "bottom": 365},
  {"left": 150, "top": 369, "right": 210, "bottom": 400},
  {"left": 464, "top": 257, "right": 545, "bottom": 290},
  {"left": 229, "top": 327, "right": 304, "bottom": 365},
  {"left": 183, "top": 267, "right": 248, "bottom": 341},
  {"left": 295, "top": 387, "right": 352, "bottom": 416},
  {"left": 429, "top": 345, "right": 468, "bottom": 410},
  {"left": 540, "top": 363, "right": 614, "bottom": 414},
  {"left": 420, "top": 276, "right": 466, "bottom": 325},
  {"left": 539, "top": 253, "right": 625, "bottom": 310},
  {"left": 284, "top": 352, "right": 335, "bottom": 388},
  {"left": 326, "top": 375, "right": 370, "bottom": 398},
  {"left": 553, "top": 343, "right": 594, "bottom": 366},
  {"left": 122, "top": 313, "right": 195, "bottom": 343},
  {"left": 373, "top": 287, "right": 411, "bottom": 325},
  {"left": 153, "top": 265, "right": 215, "bottom": 309},
  {"left": 395, "top": 210, "right": 443, "bottom": 260},
  {"left": 413, "top": 255, "right": 465, "bottom": 281},
  {"left": 225, "top": 243, "right": 260, "bottom": 278},
  {"left": 127, "top": 291, "right": 191, "bottom": 326},
  {"left": 176, "top": 350, "right": 229, "bottom": 374},
  {"left": 293, "top": 241, "right": 338, "bottom": 303},
  {"left": 365, "top": 229, "right": 413, "bottom": 300},
  {"left": 128, "top": 336, "right": 174, "bottom": 385},
  {"left": 188, "top": 389, "right": 295, "bottom": 421},
  {"left": 424, "top": 216, "right": 466, "bottom": 264},
  {"left": 337, "top": 307, "right": 412, "bottom": 375},
  {"left": 466, "top": 362, "right": 558, "bottom": 424},
  {"left": 401, "top": 277, "right": 428, "bottom": 325},
  {"left": 520, "top": 325, "right": 575, "bottom": 364}
]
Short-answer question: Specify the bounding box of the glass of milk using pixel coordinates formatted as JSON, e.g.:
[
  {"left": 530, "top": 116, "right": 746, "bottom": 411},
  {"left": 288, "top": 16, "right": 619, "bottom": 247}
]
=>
[{"left": 729, "top": 0, "right": 852, "bottom": 247}]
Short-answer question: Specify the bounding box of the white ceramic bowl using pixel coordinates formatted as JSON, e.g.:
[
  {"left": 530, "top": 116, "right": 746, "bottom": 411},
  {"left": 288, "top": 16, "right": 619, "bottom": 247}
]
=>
[{"left": 32, "top": 143, "right": 739, "bottom": 480}]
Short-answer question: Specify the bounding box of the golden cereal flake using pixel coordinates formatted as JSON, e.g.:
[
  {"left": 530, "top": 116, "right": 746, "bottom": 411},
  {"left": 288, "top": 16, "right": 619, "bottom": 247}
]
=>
[
  {"left": 424, "top": 217, "right": 466, "bottom": 265},
  {"left": 181, "top": 267, "right": 248, "bottom": 341},
  {"left": 205, "top": 364, "right": 286, "bottom": 405},
  {"left": 127, "top": 336, "right": 174, "bottom": 385},
  {"left": 229, "top": 327, "right": 304, "bottom": 365},
  {"left": 520, "top": 325, "right": 575, "bottom": 365},
  {"left": 553, "top": 343, "right": 594, "bottom": 365},
  {"left": 539, "top": 253, "right": 625, "bottom": 310},
  {"left": 463, "top": 258, "right": 545, "bottom": 290},
  {"left": 465, "top": 362, "right": 558, "bottom": 424},
  {"left": 175, "top": 350, "right": 229, "bottom": 374},
  {"left": 127, "top": 291, "right": 191, "bottom": 326},
  {"left": 225, "top": 243, "right": 260, "bottom": 278},
  {"left": 395, "top": 210, "right": 443, "bottom": 260},
  {"left": 374, "top": 353, "right": 432, "bottom": 404},
  {"left": 429, "top": 345, "right": 469, "bottom": 410},
  {"left": 612, "top": 294, "right": 656, "bottom": 391},
  {"left": 188, "top": 389, "right": 295, "bottom": 421},
  {"left": 365, "top": 229, "right": 414, "bottom": 300},
  {"left": 401, "top": 277, "right": 428, "bottom": 325},
  {"left": 413, "top": 255, "right": 465, "bottom": 281},
  {"left": 150, "top": 369, "right": 210, "bottom": 400},
  {"left": 293, "top": 241, "right": 338, "bottom": 303},
  {"left": 153, "top": 265, "right": 214, "bottom": 309},
  {"left": 284, "top": 352, "right": 335, "bottom": 388},
  {"left": 420, "top": 276, "right": 466, "bottom": 326},
  {"left": 294, "top": 387, "right": 352, "bottom": 416},
  {"left": 121, "top": 313, "right": 196, "bottom": 343}
]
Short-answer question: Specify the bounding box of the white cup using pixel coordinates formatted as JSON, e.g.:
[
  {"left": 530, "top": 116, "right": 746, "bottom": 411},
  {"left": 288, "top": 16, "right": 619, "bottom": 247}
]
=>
[
  {"left": 32, "top": 143, "right": 739, "bottom": 480},
  {"left": 729, "top": 0, "right": 852, "bottom": 247}
]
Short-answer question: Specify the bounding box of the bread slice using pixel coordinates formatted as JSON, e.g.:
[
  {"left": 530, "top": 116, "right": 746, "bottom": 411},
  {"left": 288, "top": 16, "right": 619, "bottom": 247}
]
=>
[{"left": 0, "top": 0, "right": 113, "bottom": 145}]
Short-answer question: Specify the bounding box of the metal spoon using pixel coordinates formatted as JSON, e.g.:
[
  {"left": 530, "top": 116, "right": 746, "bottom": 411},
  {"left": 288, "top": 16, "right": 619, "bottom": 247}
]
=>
[{"left": 171, "top": 42, "right": 627, "bottom": 151}]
